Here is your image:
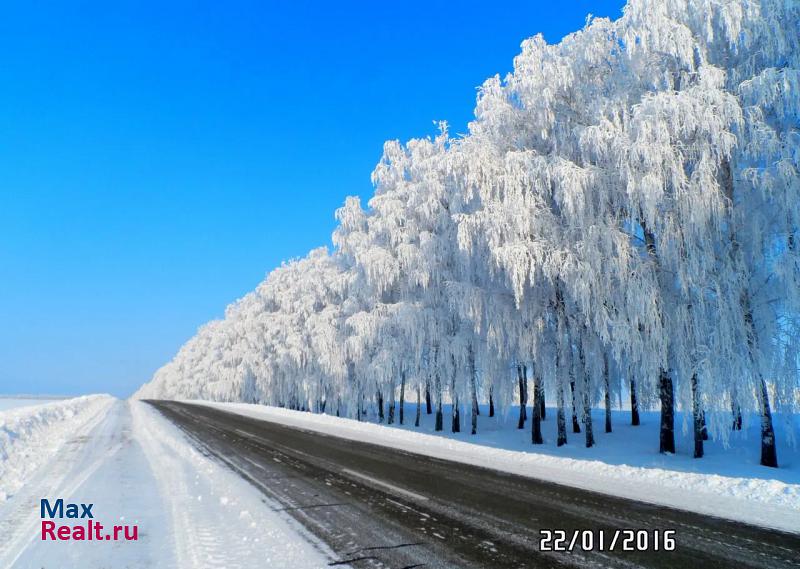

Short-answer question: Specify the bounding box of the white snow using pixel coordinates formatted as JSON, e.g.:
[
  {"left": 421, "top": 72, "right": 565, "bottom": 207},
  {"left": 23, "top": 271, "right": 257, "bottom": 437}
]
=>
[
  {"left": 0, "top": 397, "right": 64, "bottom": 412},
  {"left": 0, "top": 398, "right": 341, "bottom": 568},
  {"left": 0, "top": 395, "right": 114, "bottom": 502},
  {"left": 193, "top": 401, "right": 800, "bottom": 534}
]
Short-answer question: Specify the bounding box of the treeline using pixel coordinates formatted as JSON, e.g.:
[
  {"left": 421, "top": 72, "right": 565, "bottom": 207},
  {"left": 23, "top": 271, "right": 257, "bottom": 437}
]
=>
[{"left": 136, "top": 0, "right": 799, "bottom": 467}]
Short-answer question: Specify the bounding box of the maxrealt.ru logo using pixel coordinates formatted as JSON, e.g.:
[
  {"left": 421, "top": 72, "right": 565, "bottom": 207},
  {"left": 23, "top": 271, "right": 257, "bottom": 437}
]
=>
[{"left": 40, "top": 499, "right": 139, "bottom": 541}]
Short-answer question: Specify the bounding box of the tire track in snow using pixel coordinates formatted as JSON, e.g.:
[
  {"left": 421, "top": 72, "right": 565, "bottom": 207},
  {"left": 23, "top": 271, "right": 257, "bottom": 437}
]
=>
[
  {"left": 131, "top": 401, "right": 337, "bottom": 569},
  {"left": 0, "top": 398, "right": 116, "bottom": 567}
]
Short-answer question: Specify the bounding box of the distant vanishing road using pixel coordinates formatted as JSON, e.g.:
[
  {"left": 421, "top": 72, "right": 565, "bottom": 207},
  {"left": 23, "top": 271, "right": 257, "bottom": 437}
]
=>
[{"left": 148, "top": 401, "right": 800, "bottom": 569}]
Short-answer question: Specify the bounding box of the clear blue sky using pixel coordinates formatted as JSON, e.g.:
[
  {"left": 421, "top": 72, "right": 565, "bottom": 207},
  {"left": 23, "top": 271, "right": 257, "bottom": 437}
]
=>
[{"left": 0, "top": 0, "right": 625, "bottom": 398}]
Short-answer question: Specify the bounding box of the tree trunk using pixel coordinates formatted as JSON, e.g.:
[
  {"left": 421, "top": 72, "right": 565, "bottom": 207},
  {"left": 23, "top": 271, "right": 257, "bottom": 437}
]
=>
[
  {"left": 691, "top": 374, "right": 704, "bottom": 458},
  {"left": 377, "top": 390, "right": 384, "bottom": 423},
  {"left": 570, "top": 377, "right": 581, "bottom": 433},
  {"left": 471, "top": 390, "right": 478, "bottom": 434},
  {"left": 604, "top": 354, "right": 612, "bottom": 434},
  {"left": 518, "top": 365, "right": 527, "bottom": 429},
  {"left": 554, "top": 283, "right": 568, "bottom": 446},
  {"left": 523, "top": 365, "right": 529, "bottom": 417},
  {"left": 580, "top": 344, "right": 594, "bottom": 448},
  {"left": 630, "top": 379, "right": 640, "bottom": 426},
  {"left": 469, "top": 346, "right": 478, "bottom": 435},
  {"left": 583, "top": 389, "right": 595, "bottom": 448},
  {"left": 415, "top": 385, "right": 421, "bottom": 427},
  {"left": 743, "top": 297, "right": 778, "bottom": 467},
  {"left": 701, "top": 411, "right": 709, "bottom": 440},
  {"left": 399, "top": 372, "right": 406, "bottom": 425},
  {"left": 758, "top": 376, "right": 778, "bottom": 467},
  {"left": 387, "top": 381, "right": 396, "bottom": 425},
  {"left": 451, "top": 361, "right": 460, "bottom": 433},
  {"left": 557, "top": 380, "right": 567, "bottom": 447},
  {"left": 425, "top": 380, "right": 432, "bottom": 415},
  {"left": 659, "top": 370, "right": 675, "bottom": 454},
  {"left": 723, "top": 163, "right": 777, "bottom": 467},
  {"left": 642, "top": 219, "right": 677, "bottom": 456},
  {"left": 539, "top": 380, "right": 546, "bottom": 420},
  {"left": 452, "top": 396, "right": 460, "bottom": 433},
  {"left": 732, "top": 399, "right": 743, "bottom": 431},
  {"left": 435, "top": 373, "right": 444, "bottom": 431},
  {"left": 489, "top": 386, "right": 495, "bottom": 417},
  {"left": 531, "top": 371, "right": 543, "bottom": 444}
]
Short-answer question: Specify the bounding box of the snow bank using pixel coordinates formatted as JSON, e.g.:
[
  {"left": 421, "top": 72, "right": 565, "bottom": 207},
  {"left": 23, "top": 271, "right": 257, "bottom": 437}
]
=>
[
  {"left": 193, "top": 401, "right": 800, "bottom": 534},
  {"left": 0, "top": 395, "right": 114, "bottom": 501}
]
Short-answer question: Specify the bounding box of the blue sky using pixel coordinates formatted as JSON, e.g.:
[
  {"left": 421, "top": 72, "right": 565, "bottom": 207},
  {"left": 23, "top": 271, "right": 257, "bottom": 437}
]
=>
[{"left": 0, "top": 0, "right": 625, "bottom": 398}]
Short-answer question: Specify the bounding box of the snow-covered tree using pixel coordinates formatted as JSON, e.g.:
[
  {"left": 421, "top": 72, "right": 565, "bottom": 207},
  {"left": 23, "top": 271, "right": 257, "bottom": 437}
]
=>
[{"left": 135, "top": 0, "right": 798, "bottom": 468}]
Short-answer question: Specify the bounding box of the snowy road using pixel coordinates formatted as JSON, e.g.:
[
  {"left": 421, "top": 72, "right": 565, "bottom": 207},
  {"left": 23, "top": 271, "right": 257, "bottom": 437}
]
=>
[
  {"left": 151, "top": 400, "right": 800, "bottom": 569},
  {"left": 0, "top": 399, "right": 337, "bottom": 568}
]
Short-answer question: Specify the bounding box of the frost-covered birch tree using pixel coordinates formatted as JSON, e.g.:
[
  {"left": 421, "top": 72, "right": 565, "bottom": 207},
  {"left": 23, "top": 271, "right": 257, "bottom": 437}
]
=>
[{"left": 136, "top": 0, "right": 798, "bottom": 468}]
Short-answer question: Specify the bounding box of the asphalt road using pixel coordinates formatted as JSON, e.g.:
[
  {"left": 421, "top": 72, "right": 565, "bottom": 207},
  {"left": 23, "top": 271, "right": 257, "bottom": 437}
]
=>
[{"left": 148, "top": 400, "right": 799, "bottom": 569}]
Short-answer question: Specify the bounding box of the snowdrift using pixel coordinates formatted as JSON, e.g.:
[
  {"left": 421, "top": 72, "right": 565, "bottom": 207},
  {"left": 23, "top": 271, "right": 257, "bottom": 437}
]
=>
[{"left": 0, "top": 395, "right": 114, "bottom": 501}]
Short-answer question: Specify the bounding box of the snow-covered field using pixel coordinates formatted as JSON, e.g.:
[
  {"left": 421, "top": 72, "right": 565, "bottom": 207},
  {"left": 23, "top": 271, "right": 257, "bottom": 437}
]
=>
[
  {"left": 194, "top": 401, "right": 800, "bottom": 534},
  {"left": 0, "top": 398, "right": 339, "bottom": 568},
  {"left": 0, "top": 397, "right": 65, "bottom": 412}
]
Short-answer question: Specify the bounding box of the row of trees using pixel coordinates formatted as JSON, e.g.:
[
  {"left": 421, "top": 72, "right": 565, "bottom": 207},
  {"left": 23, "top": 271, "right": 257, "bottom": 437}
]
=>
[{"left": 137, "top": 0, "right": 799, "bottom": 467}]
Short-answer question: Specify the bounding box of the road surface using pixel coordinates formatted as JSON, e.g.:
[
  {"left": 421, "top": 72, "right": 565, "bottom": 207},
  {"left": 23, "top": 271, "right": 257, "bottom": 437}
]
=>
[{"left": 148, "top": 400, "right": 800, "bottom": 569}]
